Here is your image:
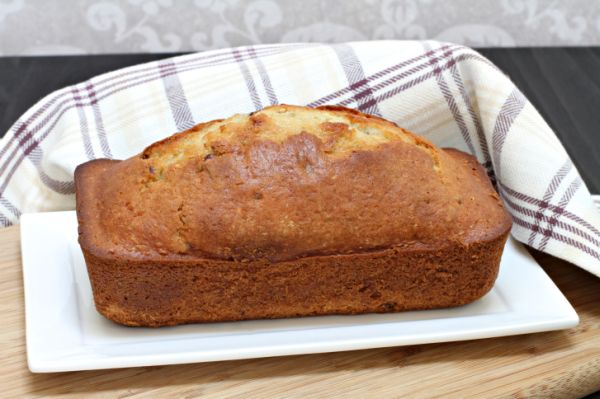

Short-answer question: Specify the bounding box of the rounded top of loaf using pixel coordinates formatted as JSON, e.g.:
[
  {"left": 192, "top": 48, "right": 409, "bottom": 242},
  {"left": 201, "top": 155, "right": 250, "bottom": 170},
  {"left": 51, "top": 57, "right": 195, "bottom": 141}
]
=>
[
  {"left": 75, "top": 105, "right": 512, "bottom": 263},
  {"left": 141, "top": 104, "right": 440, "bottom": 168}
]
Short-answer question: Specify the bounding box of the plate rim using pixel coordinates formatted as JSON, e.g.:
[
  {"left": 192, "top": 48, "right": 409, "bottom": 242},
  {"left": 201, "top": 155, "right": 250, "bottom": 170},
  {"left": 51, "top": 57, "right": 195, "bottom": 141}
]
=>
[{"left": 20, "top": 211, "right": 579, "bottom": 372}]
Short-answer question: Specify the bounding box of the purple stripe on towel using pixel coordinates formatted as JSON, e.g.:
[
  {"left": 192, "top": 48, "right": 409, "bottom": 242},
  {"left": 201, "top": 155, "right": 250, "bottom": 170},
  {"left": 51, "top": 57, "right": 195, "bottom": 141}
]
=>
[
  {"left": 333, "top": 44, "right": 382, "bottom": 116},
  {"left": 87, "top": 82, "right": 113, "bottom": 159},
  {"left": 527, "top": 160, "right": 572, "bottom": 246},
  {"left": 159, "top": 60, "right": 195, "bottom": 131},
  {"left": 500, "top": 182, "right": 600, "bottom": 239},
  {"left": 71, "top": 86, "right": 95, "bottom": 160},
  {"left": 491, "top": 89, "right": 526, "bottom": 179},
  {"left": 248, "top": 46, "right": 278, "bottom": 106},
  {"left": 233, "top": 48, "right": 262, "bottom": 111},
  {"left": 424, "top": 43, "right": 476, "bottom": 156},
  {"left": 538, "top": 177, "right": 582, "bottom": 251}
]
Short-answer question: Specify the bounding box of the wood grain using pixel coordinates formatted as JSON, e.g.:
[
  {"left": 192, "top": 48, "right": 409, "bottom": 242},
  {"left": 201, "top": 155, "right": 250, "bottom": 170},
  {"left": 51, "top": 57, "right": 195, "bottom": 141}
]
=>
[{"left": 1, "top": 225, "right": 599, "bottom": 399}]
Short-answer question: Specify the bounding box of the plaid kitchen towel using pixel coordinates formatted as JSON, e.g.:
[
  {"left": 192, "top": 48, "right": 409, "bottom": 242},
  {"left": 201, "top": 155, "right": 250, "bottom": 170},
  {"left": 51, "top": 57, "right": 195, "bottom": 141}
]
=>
[{"left": 1, "top": 41, "right": 599, "bottom": 277}]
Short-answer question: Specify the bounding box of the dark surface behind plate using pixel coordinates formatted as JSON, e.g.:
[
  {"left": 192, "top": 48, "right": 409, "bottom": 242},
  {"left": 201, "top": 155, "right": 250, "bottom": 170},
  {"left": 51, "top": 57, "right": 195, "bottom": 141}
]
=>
[{"left": 0, "top": 48, "right": 599, "bottom": 193}]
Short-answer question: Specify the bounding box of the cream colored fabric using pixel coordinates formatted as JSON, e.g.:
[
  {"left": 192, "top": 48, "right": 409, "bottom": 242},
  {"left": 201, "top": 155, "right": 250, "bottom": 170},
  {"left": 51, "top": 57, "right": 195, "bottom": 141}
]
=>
[{"left": 1, "top": 40, "right": 599, "bottom": 276}]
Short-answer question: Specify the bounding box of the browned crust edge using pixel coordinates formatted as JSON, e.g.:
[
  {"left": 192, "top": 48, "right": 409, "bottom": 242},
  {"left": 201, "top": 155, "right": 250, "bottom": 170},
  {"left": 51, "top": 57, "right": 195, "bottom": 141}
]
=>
[
  {"left": 75, "top": 149, "right": 512, "bottom": 262},
  {"left": 82, "top": 233, "right": 508, "bottom": 327}
]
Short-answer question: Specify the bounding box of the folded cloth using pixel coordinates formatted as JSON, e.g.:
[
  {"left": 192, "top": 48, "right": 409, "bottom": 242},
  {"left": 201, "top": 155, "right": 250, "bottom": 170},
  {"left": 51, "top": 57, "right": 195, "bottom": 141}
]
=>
[{"left": 1, "top": 40, "right": 599, "bottom": 277}]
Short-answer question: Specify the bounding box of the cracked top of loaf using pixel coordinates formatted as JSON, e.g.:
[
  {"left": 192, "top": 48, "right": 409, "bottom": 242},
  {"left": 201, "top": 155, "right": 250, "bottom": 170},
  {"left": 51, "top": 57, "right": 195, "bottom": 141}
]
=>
[{"left": 75, "top": 105, "right": 512, "bottom": 263}]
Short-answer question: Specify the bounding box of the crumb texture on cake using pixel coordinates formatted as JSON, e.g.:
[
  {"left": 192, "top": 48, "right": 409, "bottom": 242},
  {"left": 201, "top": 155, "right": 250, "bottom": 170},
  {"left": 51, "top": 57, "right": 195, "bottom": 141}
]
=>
[{"left": 76, "top": 104, "right": 511, "bottom": 264}]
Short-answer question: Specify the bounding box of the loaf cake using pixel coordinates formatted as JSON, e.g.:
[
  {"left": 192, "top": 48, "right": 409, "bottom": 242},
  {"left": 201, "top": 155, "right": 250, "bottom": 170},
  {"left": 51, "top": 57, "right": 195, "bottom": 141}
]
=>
[{"left": 75, "top": 104, "right": 512, "bottom": 327}]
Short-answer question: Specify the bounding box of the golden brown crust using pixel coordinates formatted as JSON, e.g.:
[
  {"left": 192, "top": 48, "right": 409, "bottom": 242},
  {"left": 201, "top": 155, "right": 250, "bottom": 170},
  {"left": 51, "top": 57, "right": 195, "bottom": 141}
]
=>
[
  {"left": 75, "top": 105, "right": 512, "bottom": 327},
  {"left": 82, "top": 238, "right": 504, "bottom": 327}
]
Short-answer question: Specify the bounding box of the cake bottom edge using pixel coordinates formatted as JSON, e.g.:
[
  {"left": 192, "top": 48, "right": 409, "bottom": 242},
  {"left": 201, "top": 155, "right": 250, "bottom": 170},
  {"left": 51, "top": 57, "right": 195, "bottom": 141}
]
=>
[{"left": 82, "top": 236, "right": 508, "bottom": 327}]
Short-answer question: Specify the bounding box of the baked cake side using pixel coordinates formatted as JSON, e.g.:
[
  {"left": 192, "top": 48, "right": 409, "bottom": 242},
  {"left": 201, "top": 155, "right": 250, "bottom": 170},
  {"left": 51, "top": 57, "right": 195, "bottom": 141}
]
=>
[{"left": 75, "top": 105, "right": 512, "bottom": 327}]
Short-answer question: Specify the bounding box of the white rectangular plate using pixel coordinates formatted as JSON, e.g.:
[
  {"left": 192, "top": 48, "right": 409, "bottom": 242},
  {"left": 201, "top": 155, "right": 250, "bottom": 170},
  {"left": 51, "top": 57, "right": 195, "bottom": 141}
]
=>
[{"left": 21, "top": 211, "right": 578, "bottom": 372}]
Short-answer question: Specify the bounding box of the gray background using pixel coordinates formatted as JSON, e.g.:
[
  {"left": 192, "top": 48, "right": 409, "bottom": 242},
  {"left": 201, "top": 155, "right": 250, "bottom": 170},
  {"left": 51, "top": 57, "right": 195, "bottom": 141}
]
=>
[{"left": 1, "top": 0, "right": 599, "bottom": 56}]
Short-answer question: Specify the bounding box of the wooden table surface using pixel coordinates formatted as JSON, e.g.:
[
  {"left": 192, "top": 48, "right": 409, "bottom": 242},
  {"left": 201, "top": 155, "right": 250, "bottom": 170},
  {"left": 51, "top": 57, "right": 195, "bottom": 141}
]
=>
[{"left": 1, "top": 225, "right": 599, "bottom": 398}]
